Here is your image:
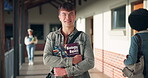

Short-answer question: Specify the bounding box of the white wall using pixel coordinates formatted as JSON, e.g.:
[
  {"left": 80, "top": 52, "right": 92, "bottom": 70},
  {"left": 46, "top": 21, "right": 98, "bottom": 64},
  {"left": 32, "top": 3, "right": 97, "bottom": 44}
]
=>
[
  {"left": 76, "top": 0, "right": 145, "bottom": 55},
  {"left": 4, "top": 3, "right": 61, "bottom": 44},
  {"left": 144, "top": 0, "right": 148, "bottom": 9},
  {"left": 76, "top": 18, "right": 86, "bottom": 32},
  {"left": 93, "top": 14, "right": 103, "bottom": 50},
  {"left": 28, "top": 3, "right": 60, "bottom": 43}
]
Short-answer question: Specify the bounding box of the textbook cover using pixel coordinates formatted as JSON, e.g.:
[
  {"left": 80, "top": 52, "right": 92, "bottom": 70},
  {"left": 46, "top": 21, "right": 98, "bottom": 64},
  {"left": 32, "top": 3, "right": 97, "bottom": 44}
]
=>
[{"left": 53, "top": 43, "right": 80, "bottom": 58}]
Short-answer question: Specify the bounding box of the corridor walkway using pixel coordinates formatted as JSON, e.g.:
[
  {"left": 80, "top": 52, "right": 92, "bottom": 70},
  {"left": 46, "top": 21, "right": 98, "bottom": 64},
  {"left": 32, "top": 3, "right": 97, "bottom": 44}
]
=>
[{"left": 16, "top": 51, "right": 110, "bottom": 78}]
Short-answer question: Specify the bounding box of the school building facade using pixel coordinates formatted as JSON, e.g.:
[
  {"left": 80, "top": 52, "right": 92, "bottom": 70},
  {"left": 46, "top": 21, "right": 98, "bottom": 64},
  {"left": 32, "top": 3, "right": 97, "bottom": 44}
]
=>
[{"left": 2, "top": 0, "right": 148, "bottom": 78}]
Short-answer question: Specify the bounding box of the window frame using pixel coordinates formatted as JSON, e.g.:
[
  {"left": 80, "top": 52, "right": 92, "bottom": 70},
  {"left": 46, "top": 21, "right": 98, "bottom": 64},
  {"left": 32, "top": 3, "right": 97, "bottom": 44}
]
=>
[
  {"left": 111, "top": 5, "right": 126, "bottom": 30},
  {"left": 30, "top": 24, "right": 44, "bottom": 40},
  {"left": 49, "top": 24, "right": 62, "bottom": 32}
]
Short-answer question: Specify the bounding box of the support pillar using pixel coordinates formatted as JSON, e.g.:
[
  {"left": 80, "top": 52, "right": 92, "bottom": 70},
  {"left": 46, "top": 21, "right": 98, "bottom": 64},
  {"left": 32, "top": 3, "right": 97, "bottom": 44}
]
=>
[
  {"left": 13, "top": 0, "right": 20, "bottom": 77},
  {"left": 0, "top": 0, "right": 5, "bottom": 78},
  {"left": 20, "top": 0, "right": 25, "bottom": 64}
]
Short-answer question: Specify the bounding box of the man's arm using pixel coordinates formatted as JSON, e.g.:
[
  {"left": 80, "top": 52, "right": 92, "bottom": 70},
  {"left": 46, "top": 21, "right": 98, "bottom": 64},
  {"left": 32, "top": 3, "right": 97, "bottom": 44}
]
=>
[
  {"left": 43, "top": 33, "right": 73, "bottom": 68},
  {"left": 54, "top": 54, "right": 82, "bottom": 76},
  {"left": 124, "top": 36, "right": 139, "bottom": 65},
  {"left": 65, "top": 33, "right": 94, "bottom": 77}
]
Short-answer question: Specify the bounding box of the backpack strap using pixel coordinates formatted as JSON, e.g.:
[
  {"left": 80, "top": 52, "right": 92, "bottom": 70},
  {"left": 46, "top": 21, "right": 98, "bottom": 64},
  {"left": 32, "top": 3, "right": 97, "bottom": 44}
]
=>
[
  {"left": 68, "top": 31, "right": 82, "bottom": 44},
  {"left": 135, "top": 34, "right": 143, "bottom": 62}
]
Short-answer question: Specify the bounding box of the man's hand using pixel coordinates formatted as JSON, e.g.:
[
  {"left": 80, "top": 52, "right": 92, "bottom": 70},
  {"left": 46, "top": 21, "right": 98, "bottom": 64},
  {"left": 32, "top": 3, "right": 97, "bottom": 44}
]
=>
[
  {"left": 54, "top": 67, "right": 67, "bottom": 77},
  {"left": 72, "top": 55, "right": 82, "bottom": 64}
]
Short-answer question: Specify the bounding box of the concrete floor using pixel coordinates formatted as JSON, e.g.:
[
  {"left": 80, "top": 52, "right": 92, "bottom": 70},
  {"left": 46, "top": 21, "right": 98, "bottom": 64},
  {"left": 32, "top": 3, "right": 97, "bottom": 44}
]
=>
[{"left": 16, "top": 51, "right": 110, "bottom": 78}]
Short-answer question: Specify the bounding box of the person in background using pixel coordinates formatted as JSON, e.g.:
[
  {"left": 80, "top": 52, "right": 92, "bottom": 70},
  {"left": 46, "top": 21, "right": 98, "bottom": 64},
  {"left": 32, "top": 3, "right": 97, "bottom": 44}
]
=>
[
  {"left": 124, "top": 8, "right": 148, "bottom": 78},
  {"left": 43, "top": 2, "right": 94, "bottom": 78},
  {"left": 25, "top": 29, "right": 38, "bottom": 65}
]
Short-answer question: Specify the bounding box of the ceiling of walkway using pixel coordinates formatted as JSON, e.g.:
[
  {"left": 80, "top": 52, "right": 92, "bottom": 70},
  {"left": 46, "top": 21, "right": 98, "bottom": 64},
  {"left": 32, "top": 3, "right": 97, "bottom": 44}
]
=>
[
  {"left": 25, "top": 0, "right": 75, "bottom": 9},
  {"left": 4, "top": 0, "right": 88, "bottom": 11}
]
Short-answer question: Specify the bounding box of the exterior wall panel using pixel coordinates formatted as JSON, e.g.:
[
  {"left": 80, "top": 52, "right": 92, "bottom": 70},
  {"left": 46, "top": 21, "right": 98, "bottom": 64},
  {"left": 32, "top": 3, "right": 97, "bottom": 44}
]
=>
[{"left": 76, "top": 0, "right": 147, "bottom": 77}]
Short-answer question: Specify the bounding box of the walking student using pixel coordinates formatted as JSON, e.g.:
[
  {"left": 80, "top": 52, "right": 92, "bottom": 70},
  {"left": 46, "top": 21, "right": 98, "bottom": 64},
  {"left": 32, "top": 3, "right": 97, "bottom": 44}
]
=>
[{"left": 25, "top": 29, "right": 38, "bottom": 65}]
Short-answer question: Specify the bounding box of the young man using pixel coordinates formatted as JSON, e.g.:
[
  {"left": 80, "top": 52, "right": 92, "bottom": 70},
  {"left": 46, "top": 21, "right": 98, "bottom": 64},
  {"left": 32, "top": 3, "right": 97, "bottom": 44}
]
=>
[{"left": 43, "top": 2, "right": 94, "bottom": 78}]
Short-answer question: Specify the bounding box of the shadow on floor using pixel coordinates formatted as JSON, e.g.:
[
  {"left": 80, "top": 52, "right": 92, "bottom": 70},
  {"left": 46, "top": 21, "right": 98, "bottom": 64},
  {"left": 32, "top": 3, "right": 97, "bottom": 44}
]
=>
[{"left": 17, "top": 51, "right": 110, "bottom": 78}]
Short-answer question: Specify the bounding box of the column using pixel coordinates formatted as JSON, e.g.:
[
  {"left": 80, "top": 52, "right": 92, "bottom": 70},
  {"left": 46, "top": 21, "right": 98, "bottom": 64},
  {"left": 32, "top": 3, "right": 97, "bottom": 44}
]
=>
[
  {"left": 13, "top": 0, "right": 20, "bottom": 76},
  {"left": 0, "top": 0, "right": 5, "bottom": 78}
]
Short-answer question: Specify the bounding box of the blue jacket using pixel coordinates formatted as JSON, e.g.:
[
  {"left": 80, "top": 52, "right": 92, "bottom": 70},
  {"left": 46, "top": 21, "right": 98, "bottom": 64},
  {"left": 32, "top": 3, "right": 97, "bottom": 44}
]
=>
[{"left": 124, "top": 30, "right": 148, "bottom": 78}]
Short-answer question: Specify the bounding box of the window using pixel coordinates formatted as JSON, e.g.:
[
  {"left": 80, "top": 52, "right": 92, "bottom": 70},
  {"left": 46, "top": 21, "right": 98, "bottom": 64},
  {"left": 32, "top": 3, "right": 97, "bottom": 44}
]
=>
[
  {"left": 30, "top": 24, "right": 44, "bottom": 40},
  {"left": 112, "top": 5, "right": 126, "bottom": 29},
  {"left": 5, "top": 24, "right": 13, "bottom": 39},
  {"left": 50, "top": 24, "right": 61, "bottom": 32},
  {"left": 5, "top": 24, "right": 13, "bottom": 51}
]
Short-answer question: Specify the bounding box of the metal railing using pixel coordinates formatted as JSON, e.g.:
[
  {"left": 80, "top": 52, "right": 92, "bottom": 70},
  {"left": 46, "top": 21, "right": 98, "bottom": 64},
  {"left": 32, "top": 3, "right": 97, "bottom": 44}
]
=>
[{"left": 5, "top": 49, "right": 14, "bottom": 78}]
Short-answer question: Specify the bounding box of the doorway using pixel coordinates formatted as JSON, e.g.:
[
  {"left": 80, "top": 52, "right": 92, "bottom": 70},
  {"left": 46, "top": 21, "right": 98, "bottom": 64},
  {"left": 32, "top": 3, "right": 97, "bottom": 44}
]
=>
[
  {"left": 86, "top": 16, "right": 94, "bottom": 48},
  {"left": 131, "top": 0, "right": 143, "bottom": 35}
]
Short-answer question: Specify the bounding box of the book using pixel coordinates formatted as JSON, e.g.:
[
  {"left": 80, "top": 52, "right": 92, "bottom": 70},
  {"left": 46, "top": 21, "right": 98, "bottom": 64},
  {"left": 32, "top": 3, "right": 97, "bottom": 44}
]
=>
[
  {"left": 53, "top": 43, "right": 80, "bottom": 58},
  {"left": 65, "top": 43, "right": 80, "bottom": 57}
]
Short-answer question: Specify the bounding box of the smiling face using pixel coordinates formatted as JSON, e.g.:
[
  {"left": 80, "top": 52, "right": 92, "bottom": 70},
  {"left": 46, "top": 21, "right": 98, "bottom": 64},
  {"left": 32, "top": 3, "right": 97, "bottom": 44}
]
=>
[
  {"left": 59, "top": 10, "right": 76, "bottom": 27},
  {"left": 28, "top": 31, "right": 33, "bottom": 35},
  {"left": 58, "top": 2, "right": 76, "bottom": 28}
]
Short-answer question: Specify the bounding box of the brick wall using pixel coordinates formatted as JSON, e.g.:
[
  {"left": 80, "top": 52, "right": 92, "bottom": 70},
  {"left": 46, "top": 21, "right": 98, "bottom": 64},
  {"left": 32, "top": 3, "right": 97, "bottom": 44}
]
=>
[
  {"left": 94, "top": 48, "right": 126, "bottom": 78},
  {"left": 94, "top": 49, "right": 103, "bottom": 72},
  {"left": 35, "top": 44, "right": 45, "bottom": 51}
]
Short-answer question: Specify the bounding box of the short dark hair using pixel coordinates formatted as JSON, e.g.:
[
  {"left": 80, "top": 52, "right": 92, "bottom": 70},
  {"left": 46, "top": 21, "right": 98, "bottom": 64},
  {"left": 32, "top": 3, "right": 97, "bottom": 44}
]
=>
[
  {"left": 128, "top": 8, "right": 148, "bottom": 31},
  {"left": 58, "top": 2, "right": 76, "bottom": 13}
]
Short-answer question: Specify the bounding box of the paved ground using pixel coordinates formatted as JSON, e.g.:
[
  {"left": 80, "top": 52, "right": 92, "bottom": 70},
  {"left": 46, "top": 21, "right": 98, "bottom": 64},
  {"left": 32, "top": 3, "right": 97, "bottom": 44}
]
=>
[{"left": 16, "top": 51, "right": 110, "bottom": 78}]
